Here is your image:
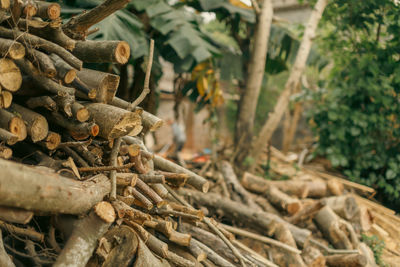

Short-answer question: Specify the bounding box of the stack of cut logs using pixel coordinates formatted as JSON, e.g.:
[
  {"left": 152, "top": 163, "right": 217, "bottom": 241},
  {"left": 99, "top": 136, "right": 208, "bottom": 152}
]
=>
[{"left": 0, "top": 0, "right": 399, "bottom": 267}]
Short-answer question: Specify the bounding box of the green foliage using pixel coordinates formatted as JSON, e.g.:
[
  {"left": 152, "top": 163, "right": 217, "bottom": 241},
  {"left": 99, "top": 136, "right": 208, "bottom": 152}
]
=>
[
  {"left": 361, "top": 234, "right": 386, "bottom": 266},
  {"left": 310, "top": 0, "right": 400, "bottom": 206}
]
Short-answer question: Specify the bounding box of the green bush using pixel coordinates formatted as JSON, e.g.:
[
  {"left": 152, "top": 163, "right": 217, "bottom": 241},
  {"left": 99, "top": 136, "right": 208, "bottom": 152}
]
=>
[{"left": 310, "top": 0, "right": 400, "bottom": 206}]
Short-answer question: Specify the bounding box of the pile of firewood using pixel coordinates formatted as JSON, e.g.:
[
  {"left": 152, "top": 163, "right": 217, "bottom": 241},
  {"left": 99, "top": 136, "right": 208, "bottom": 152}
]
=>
[{"left": 0, "top": 0, "right": 399, "bottom": 267}]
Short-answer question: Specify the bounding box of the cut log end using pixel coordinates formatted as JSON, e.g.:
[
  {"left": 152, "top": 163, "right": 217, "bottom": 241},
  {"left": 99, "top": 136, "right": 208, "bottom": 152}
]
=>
[
  {"left": 91, "top": 124, "right": 100, "bottom": 137},
  {"left": 0, "top": 145, "right": 12, "bottom": 159},
  {"left": 47, "top": 3, "right": 61, "bottom": 20},
  {"left": 0, "top": 59, "right": 22, "bottom": 92},
  {"left": 0, "top": 128, "right": 18, "bottom": 145},
  {"left": 64, "top": 69, "right": 77, "bottom": 84},
  {"left": 0, "top": 0, "right": 10, "bottom": 9},
  {"left": 94, "top": 201, "right": 116, "bottom": 223},
  {"left": 30, "top": 116, "right": 49, "bottom": 142},
  {"left": 0, "top": 90, "right": 12, "bottom": 108},
  {"left": 43, "top": 132, "right": 61, "bottom": 150},
  {"left": 115, "top": 41, "right": 130, "bottom": 64},
  {"left": 23, "top": 4, "right": 37, "bottom": 17},
  {"left": 9, "top": 117, "right": 27, "bottom": 141},
  {"left": 8, "top": 42, "right": 25, "bottom": 60}
]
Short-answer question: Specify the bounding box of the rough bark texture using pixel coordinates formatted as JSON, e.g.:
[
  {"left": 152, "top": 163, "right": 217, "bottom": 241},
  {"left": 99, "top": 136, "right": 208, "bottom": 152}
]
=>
[
  {"left": 0, "top": 159, "right": 110, "bottom": 214},
  {"left": 234, "top": 0, "right": 273, "bottom": 164},
  {"left": 251, "top": 0, "right": 329, "bottom": 162},
  {"left": 77, "top": 68, "right": 119, "bottom": 103},
  {"left": 73, "top": 40, "right": 130, "bottom": 64},
  {"left": 0, "top": 230, "right": 14, "bottom": 267}
]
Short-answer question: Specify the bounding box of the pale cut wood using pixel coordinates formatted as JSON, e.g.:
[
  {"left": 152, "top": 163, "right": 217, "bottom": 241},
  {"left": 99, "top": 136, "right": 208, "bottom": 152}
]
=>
[
  {"left": 0, "top": 90, "right": 12, "bottom": 108},
  {"left": 324, "top": 195, "right": 359, "bottom": 220},
  {"left": 302, "top": 246, "right": 325, "bottom": 267},
  {"left": 71, "top": 102, "right": 90, "bottom": 122},
  {"left": 266, "top": 186, "right": 302, "bottom": 215},
  {"left": 0, "top": 38, "right": 25, "bottom": 59},
  {"left": 0, "top": 145, "right": 11, "bottom": 159},
  {"left": 251, "top": 0, "right": 329, "bottom": 162},
  {"left": 84, "top": 103, "right": 141, "bottom": 139},
  {"left": 36, "top": 1, "right": 60, "bottom": 20},
  {"left": 0, "top": 58, "right": 22, "bottom": 92},
  {"left": 53, "top": 203, "right": 114, "bottom": 267},
  {"left": 325, "top": 253, "right": 367, "bottom": 267},
  {"left": 0, "top": 159, "right": 110, "bottom": 214},
  {"left": 37, "top": 131, "right": 60, "bottom": 150},
  {"left": 49, "top": 53, "right": 76, "bottom": 84},
  {"left": 0, "top": 108, "right": 27, "bottom": 141},
  {"left": 9, "top": 103, "right": 48, "bottom": 142},
  {"left": 112, "top": 200, "right": 151, "bottom": 224},
  {"left": 77, "top": 68, "right": 119, "bottom": 103},
  {"left": 94, "top": 201, "right": 116, "bottom": 223}
]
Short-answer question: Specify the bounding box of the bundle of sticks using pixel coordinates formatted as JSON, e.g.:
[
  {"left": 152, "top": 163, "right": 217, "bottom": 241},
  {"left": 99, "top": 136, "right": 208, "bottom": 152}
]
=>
[{"left": 0, "top": 0, "right": 399, "bottom": 266}]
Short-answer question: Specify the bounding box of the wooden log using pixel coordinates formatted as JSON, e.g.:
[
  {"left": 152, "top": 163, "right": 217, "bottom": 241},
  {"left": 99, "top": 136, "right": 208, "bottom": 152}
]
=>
[
  {"left": 325, "top": 254, "right": 367, "bottom": 267},
  {"left": 26, "top": 48, "right": 56, "bottom": 77},
  {"left": 0, "top": 90, "right": 12, "bottom": 108},
  {"left": 0, "top": 58, "right": 21, "bottom": 92},
  {"left": 0, "top": 0, "right": 9, "bottom": 9},
  {"left": 0, "top": 230, "right": 14, "bottom": 267},
  {"left": 47, "top": 112, "right": 99, "bottom": 139},
  {"left": 0, "top": 145, "right": 11, "bottom": 159},
  {"left": 266, "top": 186, "right": 302, "bottom": 215},
  {"left": 0, "top": 206, "right": 33, "bottom": 224},
  {"left": 134, "top": 234, "right": 171, "bottom": 267},
  {"left": 166, "top": 250, "right": 196, "bottom": 267},
  {"left": 112, "top": 200, "right": 151, "bottom": 224},
  {"left": 327, "top": 179, "right": 344, "bottom": 195},
  {"left": 189, "top": 237, "right": 234, "bottom": 267},
  {"left": 77, "top": 68, "right": 119, "bottom": 104},
  {"left": 26, "top": 95, "right": 57, "bottom": 111},
  {"left": 54, "top": 202, "right": 115, "bottom": 267},
  {"left": 140, "top": 173, "right": 165, "bottom": 184},
  {"left": 287, "top": 200, "right": 324, "bottom": 225},
  {"left": 9, "top": 103, "right": 48, "bottom": 142},
  {"left": 126, "top": 186, "right": 154, "bottom": 210},
  {"left": 0, "top": 160, "right": 110, "bottom": 214},
  {"left": 71, "top": 102, "right": 90, "bottom": 122},
  {"left": 150, "top": 183, "right": 169, "bottom": 198},
  {"left": 116, "top": 173, "right": 138, "bottom": 187},
  {"left": 112, "top": 97, "right": 164, "bottom": 131},
  {"left": 35, "top": 1, "right": 60, "bottom": 20},
  {"left": 15, "top": 58, "right": 74, "bottom": 96},
  {"left": 73, "top": 40, "right": 130, "bottom": 64},
  {"left": 0, "top": 108, "right": 27, "bottom": 141},
  {"left": 21, "top": 1, "right": 37, "bottom": 17},
  {"left": 53, "top": 93, "right": 74, "bottom": 117},
  {"left": 0, "top": 220, "right": 43, "bottom": 242},
  {"left": 63, "top": 0, "right": 131, "bottom": 40},
  {"left": 169, "top": 202, "right": 205, "bottom": 220},
  {"left": 73, "top": 78, "right": 97, "bottom": 99},
  {"left": 136, "top": 178, "right": 166, "bottom": 207},
  {"left": 323, "top": 195, "right": 359, "bottom": 220},
  {"left": 0, "top": 26, "right": 82, "bottom": 69},
  {"left": 314, "top": 206, "right": 353, "bottom": 249},
  {"left": 168, "top": 230, "right": 192, "bottom": 247},
  {"left": 84, "top": 103, "right": 140, "bottom": 139},
  {"left": 0, "top": 128, "right": 18, "bottom": 145},
  {"left": 49, "top": 53, "right": 76, "bottom": 84},
  {"left": 301, "top": 246, "right": 325, "bottom": 267},
  {"left": 0, "top": 37, "right": 25, "bottom": 59},
  {"left": 219, "top": 161, "right": 261, "bottom": 210},
  {"left": 154, "top": 155, "right": 209, "bottom": 193},
  {"left": 37, "top": 131, "right": 60, "bottom": 150},
  {"left": 101, "top": 225, "right": 138, "bottom": 267}
]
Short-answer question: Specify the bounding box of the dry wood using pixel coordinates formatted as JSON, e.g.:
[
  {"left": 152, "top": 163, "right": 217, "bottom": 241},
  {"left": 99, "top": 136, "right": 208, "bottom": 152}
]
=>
[
  {"left": 0, "top": 230, "right": 15, "bottom": 267},
  {"left": 0, "top": 128, "right": 18, "bottom": 145},
  {"left": 47, "top": 112, "right": 99, "bottom": 139},
  {"left": 101, "top": 225, "right": 138, "bottom": 267},
  {"left": 251, "top": 0, "right": 329, "bottom": 161},
  {"left": 78, "top": 162, "right": 135, "bottom": 172},
  {"left": 15, "top": 58, "right": 74, "bottom": 96},
  {"left": 0, "top": 108, "right": 27, "bottom": 141},
  {"left": 73, "top": 40, "right": 130, "bottom": 64},
  {"left": 287, "top": 200, "right": 324, "bottom": 225},
  {"left": 112, "top": 97, "right": 164, "bottom": 132},
  {"left": 0, "top": 159, "right": 110, "bottom": 214},
  {"left": 0, "top": 207, "right": 33, "bottom": 224},
  {"left": 26, "top": 95, "right": 57, "bottom": 111},
  {"left": 77, "top": 68, "right": 119, "bottom": 103},
  {"left": 53, "top": 94, "right": 75, "bottom": 117},
  {"left": 71, "top": 102, "right": 90, "bottom": 122},
  {"left": 133, "top": 235, "right": 170, "bottom": 267},
  {"left": 0, "top": 145, "right": 11, "bottom": 159},
  {"left": 0, "top": 90, "right": 12, "bottom": 108},
  {"left": 323, "top": 195, "right": 359, "bottom": 220},
  {"left": 136, "top": 178, "right": 166, "bottom": 207},
  {"left": 154, "top": 155, "right": 209, "bottom": 193},
  {"left": 0, "top": 26, "right": 82, "bottom": 70},
  {"left": 0, "top": 58, "right": 22, "bottom": 92},
  {"left": 166, "top": 250, "right": 196, "bottom": 267},
  {"left": 0, "top": 220, "right": 43, "bottom": 242},
  {"left": 49, "top": 53, "right": 76, "bottom": 83},
  {"left": 109, "top": 136, "right": 122, "bottom": 200},
  {"left": 0, "top": 37, "right": 25, "bottom": 59},
  {"left": 116, "top": 173, "right": 138, "bottom": 187},
  {"left": 63, "top": 0, "right": 131, "bottom": 40},
  {"left": 84, "top": 103, "right": 141, "bottom": 140},
  {"left": 325, "top": 253, "right": 367, "bottom": 267},
  {"left": 168, "top": 230, "right": 192, "bottom": 247},
  {"left": 26, "top": 48, "right": 56, "bottom": 77},
  {"left": 35, "top": 1, "right": 60, "bottom": 20},
  {"left": 112, "top": 200, "right": 151, "bottom": 224},
  {"left": 0, "top": 0, "right": 9, "bottom": 9},
  {"left": 266, "top": 186, "right": 302, "bottom": 215},
  {"left": 150, "top": 183, "right": 169, "bottom": 198},
  {"left": 37, "top": 131, "right": 61, "bottom": 150},
  {"left": 301, "top": 246, "right": 325, "bottom": 267},
  {"left": 139, "top": 173, "right": 166, "bottom": 183},
  {"left": 54, "top": 202, "right": 114, "bottom": 267},
  {"left": 169, "top": 202, "right": 204, "bottom": 220},
  {"left": 21, "top": 1, "right": 37, "bottom": 17},
  {"left": 127, "top": 186, "right": 154, "bottom": 210},
  {"left": 314, "top": 206, "right": 353, "bottom": 249},
  {"left": 327, "top": 179, "right": 345, "bottom": 195},
  {"left": 190, "top": 237, "right": 234, "bottom": 267}
]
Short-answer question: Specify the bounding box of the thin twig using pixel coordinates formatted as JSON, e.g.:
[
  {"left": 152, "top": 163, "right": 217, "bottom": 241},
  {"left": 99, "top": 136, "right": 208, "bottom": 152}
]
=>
[
  {"left": 109, "top": 137, "right": 122, "bottom": 200},
  {"left": 127, "top": 39, "right": 154, "bottom": 111},
  {"left": 78, "top": 162, "right": 135, "bottom": 172},
  {"left": 165, "top": 185, "right": 248, "bottom": 267},
  {"left": 309, "top": 238, "right": 358, "bottom": 254},
  {"left": 57, "top": 139, "right": 92, "bottom": 148}
]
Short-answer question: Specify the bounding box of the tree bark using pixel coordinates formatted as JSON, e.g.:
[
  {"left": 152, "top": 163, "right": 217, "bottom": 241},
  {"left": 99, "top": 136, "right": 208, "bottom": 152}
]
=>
[
  {"left": 0, "top": 207, "right": 33, "bottom": 224},
  {"left": 49, "top": 53, "right": 76, "bottom": 84},
  {"left": 251, "top": 0, "right": 329, "bottom": 163},
  {"left": 0, "top": 230, "right": 15, "bottom": 267},
  {"left": 301, "top": 246, "right": 325, "bottom": 267},
  {"left": 0, "top": 58, "right": 21, "bottom": 92},
  {"left": 325, "top": 254, "right": 367, "bottom": 267},
  {"left": 0, "top": 90, "right": 12, "bottom": 108},
  {"left": 25, "top": 48, "right": 56, "bottom": 77},
  {"left": 0, "top": 108, "right": 27, "bottom": 141},
  {"left": 54, "top": 202, "right": 115, "bottom": 267},
  {"left": 35, "top": 1, "right": 60, "bottom": 20},
  {"left": 234, "top": 0, "right": 273, "bottom": 164},
  {"left": 0, "top": 159, "right": 110, "bottom": 214},
  {"left": 323, "top": 195, "right": 359, "bottom": 220},
  {"left": 0, "top": 37, "right": 25, "bottom": 59},
  {"left": 73, "top": 40, "right": 130, "bottom": 64},
  {"left": 77, "top": 68, "right": 119, "bottom": 103}
]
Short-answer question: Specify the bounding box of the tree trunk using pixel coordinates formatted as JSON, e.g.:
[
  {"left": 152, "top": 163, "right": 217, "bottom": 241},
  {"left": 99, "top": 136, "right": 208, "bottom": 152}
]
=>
[
  {"left": 251, "top": 0, "right": 329, "bottom": 163},
  {"left": 234, "top": 0, "right": 273, "bottom": 165}
]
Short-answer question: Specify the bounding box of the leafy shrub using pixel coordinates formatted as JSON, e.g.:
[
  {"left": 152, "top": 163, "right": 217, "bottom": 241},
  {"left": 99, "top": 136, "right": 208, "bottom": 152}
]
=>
[
  {"left": 310, "top": 0, "right": 400, "bottom": 206},
  {"left": 362, "top": 234, "right": 386, "bottom": 266}
]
